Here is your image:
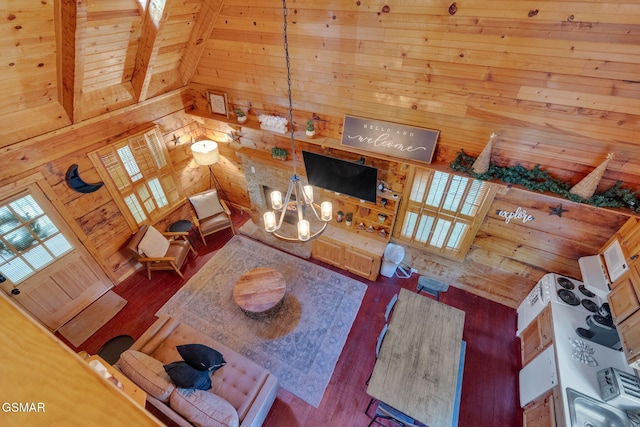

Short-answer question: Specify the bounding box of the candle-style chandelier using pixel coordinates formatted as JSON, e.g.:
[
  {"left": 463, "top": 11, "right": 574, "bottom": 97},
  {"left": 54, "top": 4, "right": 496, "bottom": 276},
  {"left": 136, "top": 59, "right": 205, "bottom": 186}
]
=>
[{"left": 262, "top": 0, "right": 332, "bottom": 242}]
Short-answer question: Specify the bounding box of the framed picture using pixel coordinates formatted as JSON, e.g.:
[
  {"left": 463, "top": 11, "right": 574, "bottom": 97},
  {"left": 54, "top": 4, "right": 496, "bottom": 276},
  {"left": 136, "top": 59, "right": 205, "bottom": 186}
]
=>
[{"left": 207, "top": 90, "right": 229, "bottom": 118}]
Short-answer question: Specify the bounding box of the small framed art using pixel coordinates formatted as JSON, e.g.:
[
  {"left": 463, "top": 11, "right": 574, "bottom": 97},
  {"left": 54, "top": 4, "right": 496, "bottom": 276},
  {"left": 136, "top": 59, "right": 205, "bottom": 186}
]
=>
[{"left": 207, "top": 90, "right": 229, "bottom": 118}]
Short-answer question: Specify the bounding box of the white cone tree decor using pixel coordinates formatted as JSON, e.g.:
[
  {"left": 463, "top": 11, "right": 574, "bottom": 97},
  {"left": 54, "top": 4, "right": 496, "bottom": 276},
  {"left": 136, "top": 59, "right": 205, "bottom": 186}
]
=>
[
  {"left": 569, "top": 153, "right": 615, "bottom": 199},
  {"left": 472, "top": 133, "right": 497, "bottom": 174}
]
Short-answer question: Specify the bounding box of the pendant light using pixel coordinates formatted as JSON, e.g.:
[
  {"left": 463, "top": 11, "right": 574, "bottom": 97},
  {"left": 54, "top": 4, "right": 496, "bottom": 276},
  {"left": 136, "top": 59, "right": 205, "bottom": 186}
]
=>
[{"left": 262, "top": 0, "right": 332, "bottom": 242}]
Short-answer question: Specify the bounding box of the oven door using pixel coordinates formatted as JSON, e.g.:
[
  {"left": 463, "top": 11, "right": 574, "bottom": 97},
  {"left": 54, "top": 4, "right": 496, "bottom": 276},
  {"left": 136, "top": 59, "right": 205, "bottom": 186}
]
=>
[{"left": 519, "top": 344, "right": 558, "bottom": 407}]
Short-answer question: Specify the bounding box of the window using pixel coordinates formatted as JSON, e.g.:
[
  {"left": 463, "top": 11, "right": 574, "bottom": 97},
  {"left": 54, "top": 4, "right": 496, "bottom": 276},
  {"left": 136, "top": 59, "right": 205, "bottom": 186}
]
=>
[
  {"left": 0, "top": 193, "right": 73, "bottom": 284},
  {"left": 90, "top": 127, "right": 181, "bottom": 227},
  {"left": 395, "top": 167, "right": 496, "bottom": 260}
]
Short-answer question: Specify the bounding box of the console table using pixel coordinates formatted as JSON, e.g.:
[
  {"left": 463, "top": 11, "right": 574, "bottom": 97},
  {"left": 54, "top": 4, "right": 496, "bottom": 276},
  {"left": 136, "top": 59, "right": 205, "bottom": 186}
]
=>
[{"left": 312, "top": 224, "right": 386, "bottom": 281}]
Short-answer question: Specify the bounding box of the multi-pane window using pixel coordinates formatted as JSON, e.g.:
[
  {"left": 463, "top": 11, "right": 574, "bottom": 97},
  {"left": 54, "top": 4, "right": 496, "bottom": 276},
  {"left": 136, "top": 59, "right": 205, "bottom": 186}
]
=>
[
  {"left": 395, "top": 168, "right": 496, "bottom": 259},
  {"left": 0, "top": 194, "right": 72, "bottom": 284},
  {"left": 90, "top": 127, "right": 180, "bottom": 226}
]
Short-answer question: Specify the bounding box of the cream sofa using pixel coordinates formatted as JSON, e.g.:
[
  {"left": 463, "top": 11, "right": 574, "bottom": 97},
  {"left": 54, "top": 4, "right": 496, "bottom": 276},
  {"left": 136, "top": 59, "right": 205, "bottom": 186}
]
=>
[{"left": 117, "top": 315, "right": 278, "bottom": 427}]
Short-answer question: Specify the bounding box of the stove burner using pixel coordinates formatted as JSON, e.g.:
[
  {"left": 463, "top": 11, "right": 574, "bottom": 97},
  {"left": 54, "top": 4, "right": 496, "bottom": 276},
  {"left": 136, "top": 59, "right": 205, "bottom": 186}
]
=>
[
  {"left": 558, "top": 289, "right": 580, "bottom": 306},
  {"left": 557, "top": 277, "right": 575, "bottom": 290},
  {"left": 578, "top": 285, "right": 596, "bottom": 298},
  {"left": 582, "top": 299, "right": 598, "bottom": 313}
]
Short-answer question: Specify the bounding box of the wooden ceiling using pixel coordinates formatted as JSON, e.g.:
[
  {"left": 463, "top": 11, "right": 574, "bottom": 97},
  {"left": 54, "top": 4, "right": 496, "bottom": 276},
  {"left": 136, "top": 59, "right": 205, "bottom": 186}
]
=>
[
  {"left": 0, "top": 0, "right": 221, "bottom": 146},
  {"left": 2, "top": 0, "right": 640, "bottom": 196}
]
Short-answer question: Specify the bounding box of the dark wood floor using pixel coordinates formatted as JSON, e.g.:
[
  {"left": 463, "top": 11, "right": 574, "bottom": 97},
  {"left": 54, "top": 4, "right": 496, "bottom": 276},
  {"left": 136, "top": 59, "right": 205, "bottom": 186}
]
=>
[{"left": 58, "top": 209, "right": 524, "bottom": 427}]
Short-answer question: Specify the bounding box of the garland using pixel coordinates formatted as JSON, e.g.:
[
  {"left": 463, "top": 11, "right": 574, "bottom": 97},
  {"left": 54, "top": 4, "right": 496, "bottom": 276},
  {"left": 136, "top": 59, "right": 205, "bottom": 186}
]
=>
[{"left": 450, "top": 150, "right": 640, "bottom": 212}]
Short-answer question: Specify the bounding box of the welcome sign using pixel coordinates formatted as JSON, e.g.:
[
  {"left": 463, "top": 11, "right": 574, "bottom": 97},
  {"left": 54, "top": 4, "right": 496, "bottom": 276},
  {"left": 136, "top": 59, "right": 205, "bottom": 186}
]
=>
[{"left": 341, "top": 115, "right": 439, "bottom": 163}]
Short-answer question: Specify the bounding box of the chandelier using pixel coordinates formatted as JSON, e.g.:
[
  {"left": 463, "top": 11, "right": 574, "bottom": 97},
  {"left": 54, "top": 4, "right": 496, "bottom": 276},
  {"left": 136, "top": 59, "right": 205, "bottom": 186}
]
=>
[{"left": 262, "top": 0, "right": 332, "bottom": 242}]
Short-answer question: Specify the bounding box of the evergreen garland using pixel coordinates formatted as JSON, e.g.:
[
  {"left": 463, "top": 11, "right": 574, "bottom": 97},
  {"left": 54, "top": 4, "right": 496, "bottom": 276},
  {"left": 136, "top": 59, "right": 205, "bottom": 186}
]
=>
[{"left": 450, "top": 150, "right": 640, "bottom": 212}]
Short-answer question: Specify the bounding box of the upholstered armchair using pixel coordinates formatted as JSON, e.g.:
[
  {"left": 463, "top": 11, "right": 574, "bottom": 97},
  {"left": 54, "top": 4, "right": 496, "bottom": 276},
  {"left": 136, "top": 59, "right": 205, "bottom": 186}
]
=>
[
  {"left": 125, "top": 225, "right": 196, "bottom": 280},
  {"left": 188, "top": 189, "right": 235, "bottom": 245}
]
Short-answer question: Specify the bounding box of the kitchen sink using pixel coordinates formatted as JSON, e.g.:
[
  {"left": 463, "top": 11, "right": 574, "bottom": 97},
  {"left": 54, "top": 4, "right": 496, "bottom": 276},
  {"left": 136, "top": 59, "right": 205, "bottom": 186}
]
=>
[{"left": 566, "top": 388, "right": 631, "bottom": 427}]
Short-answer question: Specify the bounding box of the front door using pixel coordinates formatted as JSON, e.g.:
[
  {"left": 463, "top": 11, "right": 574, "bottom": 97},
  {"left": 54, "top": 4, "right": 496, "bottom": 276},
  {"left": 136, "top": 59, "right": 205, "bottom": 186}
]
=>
[{"left": 0, "top": 184, "right": 112, "bottom": 330}]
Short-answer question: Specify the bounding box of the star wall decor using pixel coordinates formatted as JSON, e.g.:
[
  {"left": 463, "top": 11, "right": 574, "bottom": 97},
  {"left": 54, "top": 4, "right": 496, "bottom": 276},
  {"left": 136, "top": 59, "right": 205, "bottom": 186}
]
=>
[{"left": 549, "top": 204, "right": 569, "bottom": 217}]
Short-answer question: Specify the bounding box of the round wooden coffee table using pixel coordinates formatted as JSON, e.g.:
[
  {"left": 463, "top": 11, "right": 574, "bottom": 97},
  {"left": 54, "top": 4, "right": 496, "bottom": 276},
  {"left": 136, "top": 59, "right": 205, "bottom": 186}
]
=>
[{"left": 233, "top": 268, "right": 286, "bottom": 319}]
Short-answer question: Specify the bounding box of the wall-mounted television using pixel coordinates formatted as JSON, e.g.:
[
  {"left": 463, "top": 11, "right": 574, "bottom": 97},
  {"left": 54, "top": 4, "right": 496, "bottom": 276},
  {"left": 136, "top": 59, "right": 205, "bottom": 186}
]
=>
[{"left": 302, "top": 151, "right": 378, "bottom": 203}]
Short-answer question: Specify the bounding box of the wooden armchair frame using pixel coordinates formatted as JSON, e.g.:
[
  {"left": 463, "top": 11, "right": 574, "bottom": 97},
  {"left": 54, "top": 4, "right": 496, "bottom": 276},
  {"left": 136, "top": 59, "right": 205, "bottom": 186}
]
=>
[
  {"left": 188, "top": 189, "right": 235, "bottom": 246},
  {"left": 125, "top": 225, "right": 196, "bottom": 280}
]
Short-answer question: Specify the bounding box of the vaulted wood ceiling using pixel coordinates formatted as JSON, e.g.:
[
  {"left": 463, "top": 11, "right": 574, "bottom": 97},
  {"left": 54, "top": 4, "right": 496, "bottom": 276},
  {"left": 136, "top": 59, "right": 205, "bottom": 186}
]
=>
[
  {"left": 1, "top": 0, "right": 221, "bottom": 146},
  {"left": 3, "top": 0, "right": 640, "bottom": 197}
]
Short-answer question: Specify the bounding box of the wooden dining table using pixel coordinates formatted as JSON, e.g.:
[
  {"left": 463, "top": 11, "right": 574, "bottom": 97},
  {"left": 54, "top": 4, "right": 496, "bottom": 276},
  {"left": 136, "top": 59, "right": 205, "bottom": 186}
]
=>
[{"left": 367, "top": 288, "right": 466, "bottom": 427}]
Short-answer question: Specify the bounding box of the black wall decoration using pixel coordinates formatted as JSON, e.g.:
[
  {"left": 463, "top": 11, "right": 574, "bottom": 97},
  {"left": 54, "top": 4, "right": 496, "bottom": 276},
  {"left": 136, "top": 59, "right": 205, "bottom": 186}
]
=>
[{"left": 66, "top": 164, "right": 104, "bottom": 194}]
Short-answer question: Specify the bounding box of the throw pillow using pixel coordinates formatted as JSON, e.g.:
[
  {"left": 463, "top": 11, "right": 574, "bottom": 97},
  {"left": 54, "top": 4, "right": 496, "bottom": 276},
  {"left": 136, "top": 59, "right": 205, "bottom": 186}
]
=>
[
  {"left": 177, "top": 344, "right": 226, "bottom": 372},
  {"left": 164, "top": 361, "right": 212, "bottom": 390},
  {"left": 170, "top": 389, "right": 239, "bottom": 427},
  {"left": 189, "top": 191, "right": 224, "bottom": 219},
  {"left": 137, "top": 226, "right": 170, "bottom": 258},
  {"left": 118, "top": 350, "right": 175, "bottom": 403}
]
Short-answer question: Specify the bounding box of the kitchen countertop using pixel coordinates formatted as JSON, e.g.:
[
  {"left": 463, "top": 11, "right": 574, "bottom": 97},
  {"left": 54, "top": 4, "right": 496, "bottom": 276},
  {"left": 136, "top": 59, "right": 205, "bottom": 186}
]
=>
[{"left": 551, "top": 300, "right": 636, "bottom": 425}]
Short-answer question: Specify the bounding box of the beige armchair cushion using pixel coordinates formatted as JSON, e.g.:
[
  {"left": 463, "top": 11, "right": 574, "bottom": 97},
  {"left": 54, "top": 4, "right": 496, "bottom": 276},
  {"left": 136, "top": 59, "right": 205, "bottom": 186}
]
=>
[
  {"left": 190, "top": 191, "right": 224, "bottom": 219},
  {"left": 138, "top": 226, "right": 170, "bottom": 258}
]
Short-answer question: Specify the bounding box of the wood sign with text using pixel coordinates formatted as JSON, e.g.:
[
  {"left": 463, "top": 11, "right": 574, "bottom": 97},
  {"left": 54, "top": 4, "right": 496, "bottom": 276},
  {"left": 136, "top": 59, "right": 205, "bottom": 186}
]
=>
[{"left": 340, "top": 115, "right": 439, "bottom": 163}]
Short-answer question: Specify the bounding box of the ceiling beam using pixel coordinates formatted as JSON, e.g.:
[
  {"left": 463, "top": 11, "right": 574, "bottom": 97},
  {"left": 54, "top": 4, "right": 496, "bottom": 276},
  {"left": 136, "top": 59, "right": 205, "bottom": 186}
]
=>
[
  {"left": 56, "top": 0, "right": 87, "bottom": 124},
  {"left": 178, "top": 0, "right": 224, "bottom": 86},
  {"left": 131, "top": 0, "right": 174, "bottom": 102}
]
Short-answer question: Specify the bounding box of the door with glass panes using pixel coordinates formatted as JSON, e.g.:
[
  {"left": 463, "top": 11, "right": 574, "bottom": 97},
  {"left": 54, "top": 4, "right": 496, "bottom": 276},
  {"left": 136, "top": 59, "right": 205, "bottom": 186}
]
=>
[{"left": 0, "top": 184, "right": 112, "bottom": 330}]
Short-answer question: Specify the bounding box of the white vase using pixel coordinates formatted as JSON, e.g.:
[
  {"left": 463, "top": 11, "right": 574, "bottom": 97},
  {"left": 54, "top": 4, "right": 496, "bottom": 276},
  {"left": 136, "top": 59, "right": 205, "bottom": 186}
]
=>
[
  {"left": 306, "top": 130, "right": 315, "bottom": 137},
  {"left": 237, "top": 116, "right": 247, "bottom": 123}
]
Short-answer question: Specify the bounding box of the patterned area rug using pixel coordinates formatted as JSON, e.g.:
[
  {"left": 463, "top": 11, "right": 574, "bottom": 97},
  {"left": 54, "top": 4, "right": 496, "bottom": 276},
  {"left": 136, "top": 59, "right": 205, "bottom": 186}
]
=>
[
  {"left": 238, "top": 219, "right": 312, "bottom": 258},
  {"left": 157, "top": 235, "right": 367, "bottom": 407}
]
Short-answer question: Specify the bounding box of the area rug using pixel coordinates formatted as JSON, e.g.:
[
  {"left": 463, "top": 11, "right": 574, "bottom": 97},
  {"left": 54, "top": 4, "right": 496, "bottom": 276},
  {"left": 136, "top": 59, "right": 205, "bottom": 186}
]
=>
[
  {"left": 238, "top": 220, "right": 312, "bottom": 258},
  {"left": 58, "top": 290, "right": 127, "bottom": 347},
  {"left": 157, "top": 235, "right": 367, "bottom": 407}
]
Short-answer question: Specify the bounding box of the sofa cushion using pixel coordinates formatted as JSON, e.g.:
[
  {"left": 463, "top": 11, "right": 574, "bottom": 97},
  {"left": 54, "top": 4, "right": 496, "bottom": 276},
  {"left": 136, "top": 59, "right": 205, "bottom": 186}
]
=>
[
  {"left": 190, "top": 191, "right": 224, "bottom": 219},
  {"left": 177, "top": 344, "right": 226, "bottom": 372},
  {"left": 170, "top": 389, "right": 239, "bottom": 427},
  {"left": 164, "top": 361, "right": 212, "bottom": 390},
  {"left": 140, "top": 320, "right": 270, "bottom": 421},
  {"left": 138, "top": 226, "right": 169, "bottom": 258},
  {"left": 118, "top": 350, "right": 175, "bottom": 402}
]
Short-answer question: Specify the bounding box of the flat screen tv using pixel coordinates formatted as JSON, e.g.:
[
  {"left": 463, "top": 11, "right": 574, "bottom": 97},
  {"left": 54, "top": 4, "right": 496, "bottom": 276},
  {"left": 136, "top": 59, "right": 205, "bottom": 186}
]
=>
[{"left": 302, "top": 151, "right": 378, "bottom": 203}]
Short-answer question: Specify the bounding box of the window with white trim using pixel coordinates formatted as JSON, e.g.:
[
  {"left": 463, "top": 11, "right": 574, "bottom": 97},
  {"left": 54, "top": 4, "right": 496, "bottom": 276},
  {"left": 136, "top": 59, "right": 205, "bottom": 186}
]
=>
[
  {"left": 395, "top": 167, "right": 496, "bottom": 260},
  {"left": 0, "top": 193, "right": 73, "bottom": 284},
  {"left": 90, "top": 127, "right": 180, "bottom": 227}
]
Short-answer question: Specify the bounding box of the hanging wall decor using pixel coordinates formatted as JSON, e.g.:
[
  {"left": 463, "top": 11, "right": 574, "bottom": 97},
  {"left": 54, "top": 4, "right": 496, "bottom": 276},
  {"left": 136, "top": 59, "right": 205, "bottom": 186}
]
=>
[
  {"left": 549, "top": 204, "right": 569, "bottom": 217},
  {"left": 66, "top": 164, "right": 104, "bottom": 194},
  {"left": 496, "top": 207, "right": 535, "bottom": 224},
  {"left": 341, "top": 115, "right": 439, "bottom": 163}
]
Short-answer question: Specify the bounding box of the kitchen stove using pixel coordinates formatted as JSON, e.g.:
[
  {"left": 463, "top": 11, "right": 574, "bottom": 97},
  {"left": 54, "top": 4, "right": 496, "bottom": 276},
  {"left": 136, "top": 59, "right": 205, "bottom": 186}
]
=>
[
  {"left": 517, "top": 273, "right": 604, "bottom": 337},
  {"left": 551, "top": 274, "right": 602, "bottom": 313}
]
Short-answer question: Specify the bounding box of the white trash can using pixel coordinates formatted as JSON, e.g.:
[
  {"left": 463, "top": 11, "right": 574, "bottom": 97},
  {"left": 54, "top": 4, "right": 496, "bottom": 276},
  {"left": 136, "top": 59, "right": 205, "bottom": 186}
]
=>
[{"left": 380, "top": 243, "right": 405, "bottom": 278}]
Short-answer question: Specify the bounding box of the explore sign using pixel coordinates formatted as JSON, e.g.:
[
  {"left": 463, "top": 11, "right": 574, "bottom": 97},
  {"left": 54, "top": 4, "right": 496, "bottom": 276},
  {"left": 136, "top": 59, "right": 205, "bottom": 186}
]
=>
[{"left": 341, "top": 115, "right": 439, "bottom": 163}]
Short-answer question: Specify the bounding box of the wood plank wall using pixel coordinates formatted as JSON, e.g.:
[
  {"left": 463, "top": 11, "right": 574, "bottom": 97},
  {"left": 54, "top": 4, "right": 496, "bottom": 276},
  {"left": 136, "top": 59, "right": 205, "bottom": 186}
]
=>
[
  {"left": 1, "top": 0, "right": 639, "bottom": 309},
  {"left": 0, "top": 90, "right": 204, "bottom": 283},
  {"left": 191, "top": 110, "right": 630, "bottom": 307},
  {"left": 190, "top": 0, "right": 640, "bottom": 189}
]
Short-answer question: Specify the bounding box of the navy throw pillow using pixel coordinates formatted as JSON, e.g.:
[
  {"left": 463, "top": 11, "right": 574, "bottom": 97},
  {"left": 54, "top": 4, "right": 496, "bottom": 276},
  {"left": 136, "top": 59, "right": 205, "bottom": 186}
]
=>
[
  {"left": 163, "top": 361, "right": 211, "bottom": 390},
  {"left": 177, "top": 344, "right": 226, "bottom": 372}
]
